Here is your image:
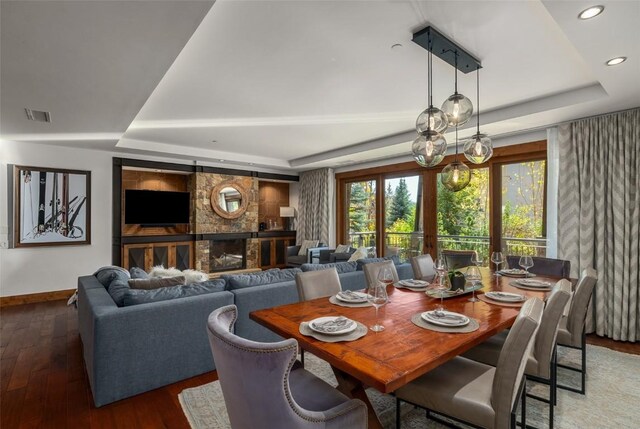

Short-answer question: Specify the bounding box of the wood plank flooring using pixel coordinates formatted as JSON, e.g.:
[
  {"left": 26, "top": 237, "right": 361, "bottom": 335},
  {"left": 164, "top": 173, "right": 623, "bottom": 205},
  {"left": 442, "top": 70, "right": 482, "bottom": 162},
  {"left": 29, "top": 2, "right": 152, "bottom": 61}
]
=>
[{"left": 1, "top": 299, "right": 638, "bottom": 428}]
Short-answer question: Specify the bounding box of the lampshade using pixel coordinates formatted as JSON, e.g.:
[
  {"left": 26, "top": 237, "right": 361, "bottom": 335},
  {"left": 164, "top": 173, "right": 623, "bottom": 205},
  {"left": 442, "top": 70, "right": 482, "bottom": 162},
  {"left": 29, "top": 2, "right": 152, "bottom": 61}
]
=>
[
  {"left": 416, "top": 106, "right": 448, "bottom": 134},
  {"left": 462, "top": 132, "right": 493, "bottom": 164},
  {"left": 412, "top": 130, "right": 447, "bottom": 167},
  {"left": 279, "top": 207, "right": 295, "bottom": 217},
  {"left": 441, "top": 160, "right": 471, "bottom": 192},
  {"left": 441, "top": 93, "right": 473, "bottom": 126}
]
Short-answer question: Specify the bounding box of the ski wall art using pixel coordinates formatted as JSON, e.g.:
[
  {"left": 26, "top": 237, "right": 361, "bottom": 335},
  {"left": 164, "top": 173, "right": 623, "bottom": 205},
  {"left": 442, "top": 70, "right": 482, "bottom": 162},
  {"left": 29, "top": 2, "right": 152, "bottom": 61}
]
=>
[{"left": 13, "top": 166, "right": 91, "bottom": 247}]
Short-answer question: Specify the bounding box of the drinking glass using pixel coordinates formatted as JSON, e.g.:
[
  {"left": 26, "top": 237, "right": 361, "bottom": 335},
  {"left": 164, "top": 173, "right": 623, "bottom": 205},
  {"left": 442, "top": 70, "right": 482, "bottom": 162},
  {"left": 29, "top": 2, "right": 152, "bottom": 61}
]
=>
[
  {"left": 465, "top": 265, "right": 481, "bottom": 302},
  {"left": 377, "top": 266, "right": 394, "bottom": 302},
  {"left": 491, "top": 252, "right": 504, "bottom": 274},
  {"left": 519, "top": 256, "right": 534, "bottom": 274},
  {"left": 471, "top": 252, "right": 483, "bottom": 267},
  {"left": 367, "top": 279, "right": 388, "bottom": 332},
  {"left": 432, "top": 258, "right": 449, "bottom": 311}
]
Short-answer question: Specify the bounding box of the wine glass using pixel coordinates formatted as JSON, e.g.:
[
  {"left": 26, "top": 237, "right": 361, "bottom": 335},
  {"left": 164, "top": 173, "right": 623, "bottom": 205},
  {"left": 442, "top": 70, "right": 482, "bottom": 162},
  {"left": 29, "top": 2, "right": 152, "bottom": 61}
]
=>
[
  {"left": 367, "top": 279, "right": 388, "bottom": 332},
  {"left": 432, "top": 258, "right": 449, "bottom": 311},
  {"left": 465, "top": 265, "right": 481, "bottom": 302},
  {"left": 491, "top": 252, "right": 504, "bottom": 275},
  {"left": 471, "top": 252, "right": 483, "bottom": 267},
  {"left": 377, "top": 266, "right": 394, "bottom": 300},
  {"left": 519, "top": 256, "right": 534, "bottom": 275}
]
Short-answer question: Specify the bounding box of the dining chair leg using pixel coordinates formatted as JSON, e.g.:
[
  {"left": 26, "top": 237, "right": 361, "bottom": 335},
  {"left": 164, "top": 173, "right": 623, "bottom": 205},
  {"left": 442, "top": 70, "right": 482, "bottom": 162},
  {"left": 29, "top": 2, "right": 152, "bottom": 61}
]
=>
[
  {"left": 300, "top": 349, "right": 305, "bottom": 368},
  {"left": 521, "top": 378, "right": 526, "bottom": 429},
  {"left": 552, "top": 347, "right": 558, "bottom": 406},
  {"left": 557, "top": 332, "right": 587, "bottom": 394},
  {"left": 396, "top": 397, "right": 401, "bottom": 429}
]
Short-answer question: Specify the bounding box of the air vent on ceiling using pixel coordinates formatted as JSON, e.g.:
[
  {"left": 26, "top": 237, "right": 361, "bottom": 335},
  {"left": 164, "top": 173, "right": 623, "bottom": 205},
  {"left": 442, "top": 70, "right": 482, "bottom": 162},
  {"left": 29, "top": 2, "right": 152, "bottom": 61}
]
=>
[{"left": 25, "top": 108, "right": 51, "bottom": 123}]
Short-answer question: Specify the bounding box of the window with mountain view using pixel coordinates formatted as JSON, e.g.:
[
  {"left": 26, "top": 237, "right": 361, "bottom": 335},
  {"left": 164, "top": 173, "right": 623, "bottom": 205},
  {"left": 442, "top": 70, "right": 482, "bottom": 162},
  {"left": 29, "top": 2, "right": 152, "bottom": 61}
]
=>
[{"left": 384, "top": 176, "right": 423, "bottom": 262}]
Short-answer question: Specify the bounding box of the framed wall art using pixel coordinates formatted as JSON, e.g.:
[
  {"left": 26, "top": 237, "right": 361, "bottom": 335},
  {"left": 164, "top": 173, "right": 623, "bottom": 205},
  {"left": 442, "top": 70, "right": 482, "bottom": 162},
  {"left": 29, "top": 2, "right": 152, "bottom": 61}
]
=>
[{"left": 13, "top": 165, "right": 91, "bottom": 247}]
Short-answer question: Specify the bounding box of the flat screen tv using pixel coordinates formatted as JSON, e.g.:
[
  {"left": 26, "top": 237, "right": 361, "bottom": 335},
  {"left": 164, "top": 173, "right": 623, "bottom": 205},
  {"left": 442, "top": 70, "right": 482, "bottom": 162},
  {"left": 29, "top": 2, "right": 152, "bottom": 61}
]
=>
[{"left": 124, "top": 190, "right": 190, "bottom": 225}]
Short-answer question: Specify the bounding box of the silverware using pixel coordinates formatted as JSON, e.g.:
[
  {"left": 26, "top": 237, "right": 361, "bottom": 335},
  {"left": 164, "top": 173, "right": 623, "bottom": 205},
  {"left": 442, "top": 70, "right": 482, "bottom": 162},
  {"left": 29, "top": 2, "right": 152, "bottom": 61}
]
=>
[{"left": 431, "top": 311, "right": 467, "bottom": 321}]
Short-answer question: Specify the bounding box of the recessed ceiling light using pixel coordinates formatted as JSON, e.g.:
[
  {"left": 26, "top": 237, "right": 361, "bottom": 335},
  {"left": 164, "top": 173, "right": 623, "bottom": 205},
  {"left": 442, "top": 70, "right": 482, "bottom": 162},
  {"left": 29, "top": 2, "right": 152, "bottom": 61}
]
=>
[
  {"left": 578, "top": 5, "right": 604, "bottom": 20},
  {"left": 606, "top": 56, "right": 627, "bottom": 66},
  {"left": 218, "top": 159, "right": 225, "bottom": 162},
  {"left": 248, "top": 162, "right": 254, "bottom": 166},
  {"left": 211, "top": 140, "right": 217, "bottom": 143},
  {"left": 391, "top": 43, "right": 403, "bottom": 50}
]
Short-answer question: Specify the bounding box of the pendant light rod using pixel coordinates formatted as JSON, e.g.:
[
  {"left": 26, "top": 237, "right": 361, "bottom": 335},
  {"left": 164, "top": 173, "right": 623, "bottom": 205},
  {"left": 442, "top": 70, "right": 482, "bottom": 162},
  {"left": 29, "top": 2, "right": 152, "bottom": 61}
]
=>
[{"left": 476, "top": 66, "right": 480, "bottom": 132}]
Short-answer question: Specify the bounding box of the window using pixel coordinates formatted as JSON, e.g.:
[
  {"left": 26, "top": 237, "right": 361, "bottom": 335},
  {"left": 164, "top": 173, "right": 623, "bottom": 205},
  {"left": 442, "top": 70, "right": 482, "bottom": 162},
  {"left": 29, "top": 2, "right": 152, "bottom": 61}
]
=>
[
  {"left": 384, "top": 175, "right": 423, "bottom": 262},
  {"left": 345, "top": 180, "right": 377, "bottom": 255}
]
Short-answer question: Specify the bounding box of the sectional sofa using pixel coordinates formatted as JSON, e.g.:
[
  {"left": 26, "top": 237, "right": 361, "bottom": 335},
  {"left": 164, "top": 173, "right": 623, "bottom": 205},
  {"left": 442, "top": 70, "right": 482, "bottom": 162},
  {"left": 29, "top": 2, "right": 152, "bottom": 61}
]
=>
[{"left": 77, "top": 260, "right": 414, "bottom": 406}]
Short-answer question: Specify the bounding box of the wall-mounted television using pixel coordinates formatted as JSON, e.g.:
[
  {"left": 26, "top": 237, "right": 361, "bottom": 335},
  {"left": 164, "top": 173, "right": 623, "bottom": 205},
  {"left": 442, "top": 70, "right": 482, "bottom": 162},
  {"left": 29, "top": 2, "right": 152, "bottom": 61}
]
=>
[{"left": 124, "top": 190, "right": 190, "bottom": 225}]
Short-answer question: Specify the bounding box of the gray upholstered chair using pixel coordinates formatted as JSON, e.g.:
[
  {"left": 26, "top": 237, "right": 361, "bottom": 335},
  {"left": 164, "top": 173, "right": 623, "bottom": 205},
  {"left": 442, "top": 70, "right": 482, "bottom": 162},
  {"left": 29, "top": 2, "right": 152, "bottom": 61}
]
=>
[
  {"left": 463, "top": 280, "right": 572, "bottom": 429},
  {"left": 556, "top": 267, "right": 597, "bottom": 394},
  {"left": 506, "top": 256, "right": 571, "bottom": 278},
  {"left": 363, "top": 260, "right": 399, "bottom": 288},
  {"left": 207, "top": 305, "right": 368, "bottom": 429},
  {"left": 295, "top": 268, "right": 342, "bottom": 301},
  {"left": 410, "top": 254, "right": 436, "bottom": 282},
  {"left": 285, "top": 243, "right": 327, "bottom": 267},
  {"left": 441, "top": 249, "right": 477, "bottom": 270},
  {"left": 318, "top": 247, "right": 356, "bottom": 264},
  {"left": 395, "top": 298, "right": 544, "bottom": 429}
]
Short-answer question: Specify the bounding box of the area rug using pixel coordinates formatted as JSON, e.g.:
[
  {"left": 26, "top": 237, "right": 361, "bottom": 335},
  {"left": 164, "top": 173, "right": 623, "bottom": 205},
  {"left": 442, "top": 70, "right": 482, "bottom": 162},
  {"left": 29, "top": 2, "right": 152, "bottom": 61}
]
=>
[{"left": 179, "top": 345, "right": 640, "bottom": 428}]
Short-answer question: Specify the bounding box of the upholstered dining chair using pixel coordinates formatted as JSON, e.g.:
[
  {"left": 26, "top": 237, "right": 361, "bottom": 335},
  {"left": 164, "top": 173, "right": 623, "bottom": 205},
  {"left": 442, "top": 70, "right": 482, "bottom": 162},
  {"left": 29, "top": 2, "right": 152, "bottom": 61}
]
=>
[
  {"left": 395, "top": 298, "right": 544, "bottom": 429},
  {"left": 505, "top": 256, "right": 571, "bottom": 278},
  {"left": 556, "top": 267, "right": 597, "bottom": 394},
  {"left": 410, "top": 254, "right": 436, "bottom": 282},
  {"left": 441, "top": 249, "right": 477, "bottom": 270},
  {"left": 295, "top": 268, "right": 342, "bottom": 301},
  {"left": 363, "top": 260, "right": 399, "bottom": 288},
  {"left": 463, "top": 280, "right": 572, "bottom": 429},
  {"left": 207, "top": 305, "right": 368, "bottom": 429}
]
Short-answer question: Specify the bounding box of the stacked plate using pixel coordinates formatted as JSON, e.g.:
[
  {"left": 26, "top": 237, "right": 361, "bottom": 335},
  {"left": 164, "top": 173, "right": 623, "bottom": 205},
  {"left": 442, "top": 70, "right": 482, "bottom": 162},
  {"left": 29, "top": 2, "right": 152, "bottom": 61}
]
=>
[
  {"left": 485, "top": 291, "right": 526, "bottom": 302},
  {"left": 335, "top": 290, "right": 369, "bottom": 303},
  {"left": 397, "top": 279, "right": 429, "bottom": 290},
  {"left": 308, "top": 316, "right": 357, "bottom": 335},
  {"left": 513, "top": 279, "right": 552, "bottom": 288},
  {"left": 421, "top": 310, "right": 470, "bottom": 327},
  {"left": 498, "top": 269, "right": 531, "bottom": 278}
]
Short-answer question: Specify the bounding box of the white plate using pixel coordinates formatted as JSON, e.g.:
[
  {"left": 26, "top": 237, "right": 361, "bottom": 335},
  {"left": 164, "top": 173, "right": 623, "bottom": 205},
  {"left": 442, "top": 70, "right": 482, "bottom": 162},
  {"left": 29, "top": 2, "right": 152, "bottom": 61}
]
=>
[
  {"left": 498, "top": 269, "right": 530, "bottom": 277},
  {"left": 421, "top": 311, "right": 470, "bottom": 327},
  {"left": 399, "top": 279, "right": 429, "bottom": 288},
  {"left": 485, "top": 291, "right": 526, "bottom": 302},
  {"left": 335, "top": 291, "right": 369, "bottom": 303},
  {"left": 515, "top": 279, "right": 551, "bottom": 288},
  {"left": 308, "top": 317, "right": 357, "bottom": 335}
]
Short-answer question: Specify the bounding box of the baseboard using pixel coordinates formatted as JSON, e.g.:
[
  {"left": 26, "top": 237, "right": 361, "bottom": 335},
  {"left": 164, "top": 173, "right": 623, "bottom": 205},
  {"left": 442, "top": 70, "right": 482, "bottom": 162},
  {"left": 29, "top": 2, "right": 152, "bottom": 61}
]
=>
[{"left": 0, "top": 289, "right": 75, "bottom": 307}]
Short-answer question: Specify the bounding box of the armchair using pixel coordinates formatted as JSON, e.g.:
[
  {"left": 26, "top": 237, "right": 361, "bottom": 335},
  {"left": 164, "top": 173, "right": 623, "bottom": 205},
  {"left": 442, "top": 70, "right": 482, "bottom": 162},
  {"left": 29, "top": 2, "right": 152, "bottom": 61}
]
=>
[
  {"left": 285, "top": 243, "right": 328, "bottom": 268},
  {"left": 318, "top": 247, "right": 356, "bottom": 264}
]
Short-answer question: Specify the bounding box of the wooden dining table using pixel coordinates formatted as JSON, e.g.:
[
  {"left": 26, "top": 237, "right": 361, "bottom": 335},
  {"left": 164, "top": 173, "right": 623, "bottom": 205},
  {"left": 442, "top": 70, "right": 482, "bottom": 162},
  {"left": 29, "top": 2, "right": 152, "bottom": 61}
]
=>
[{"left": 250, "top": 268, "right": 561, "bottom": 429}]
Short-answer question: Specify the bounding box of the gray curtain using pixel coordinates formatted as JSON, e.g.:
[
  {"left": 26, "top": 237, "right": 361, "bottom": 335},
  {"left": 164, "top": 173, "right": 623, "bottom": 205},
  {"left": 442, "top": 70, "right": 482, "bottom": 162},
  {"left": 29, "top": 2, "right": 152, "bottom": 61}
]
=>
[
  {"left": 297, "top": 168, "right": 333, "bottom": 246},
  {"left": 557, "top": 108, "right": 639, "bottom": 342}
]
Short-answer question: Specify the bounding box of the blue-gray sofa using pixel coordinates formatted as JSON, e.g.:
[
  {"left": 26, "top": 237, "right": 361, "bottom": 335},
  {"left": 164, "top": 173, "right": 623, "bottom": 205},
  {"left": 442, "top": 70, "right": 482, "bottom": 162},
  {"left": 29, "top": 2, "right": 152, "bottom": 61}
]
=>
[{"left": 77, "top": 261, "right": 414, "bottom": 406}]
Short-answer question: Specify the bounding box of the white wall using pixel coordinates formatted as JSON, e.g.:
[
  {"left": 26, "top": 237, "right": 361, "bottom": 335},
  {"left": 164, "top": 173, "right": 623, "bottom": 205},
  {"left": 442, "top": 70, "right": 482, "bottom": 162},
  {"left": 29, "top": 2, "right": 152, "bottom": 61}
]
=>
[{"left": 0, "top": 140, "right": 113, "bottom": 297}]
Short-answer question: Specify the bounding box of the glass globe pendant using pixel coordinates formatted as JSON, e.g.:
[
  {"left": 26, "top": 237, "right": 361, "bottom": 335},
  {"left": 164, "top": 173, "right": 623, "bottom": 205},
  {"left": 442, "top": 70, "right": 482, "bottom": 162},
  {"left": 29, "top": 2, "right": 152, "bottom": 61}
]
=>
[
  {"left": 463, "top": 67, "right": 492, "bottom": 164},
  {"left": 441, "top": 160, "right": 471, "bottom": 192},
  {"left": 412, "top": 130, "right": 447, "bottom": 167},
  {"left": 463, "top": 132, "right": 492, "bottom": 164},
  {"left": 416, "top": 106, "right": 448, "bottom": 133},
  {"left": 441, "top": 54, "right": 473, "bottom": 126}
]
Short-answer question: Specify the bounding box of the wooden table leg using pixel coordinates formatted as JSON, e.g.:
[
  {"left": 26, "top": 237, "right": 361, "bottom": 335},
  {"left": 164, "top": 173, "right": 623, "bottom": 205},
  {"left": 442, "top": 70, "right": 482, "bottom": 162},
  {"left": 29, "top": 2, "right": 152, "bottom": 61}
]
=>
[{"left": 331, "top": 366, "right": 383, "bottom": 429}]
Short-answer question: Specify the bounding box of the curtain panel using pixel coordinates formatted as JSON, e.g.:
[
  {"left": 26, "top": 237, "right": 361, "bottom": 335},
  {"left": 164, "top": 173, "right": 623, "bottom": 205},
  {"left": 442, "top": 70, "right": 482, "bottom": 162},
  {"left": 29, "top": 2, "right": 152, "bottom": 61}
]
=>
[
  {"left": 557, "top": 108, "right": 639, "bottom": 341},
  {"left": 297, "top": 168, "right": 333, "bottom": 246}
]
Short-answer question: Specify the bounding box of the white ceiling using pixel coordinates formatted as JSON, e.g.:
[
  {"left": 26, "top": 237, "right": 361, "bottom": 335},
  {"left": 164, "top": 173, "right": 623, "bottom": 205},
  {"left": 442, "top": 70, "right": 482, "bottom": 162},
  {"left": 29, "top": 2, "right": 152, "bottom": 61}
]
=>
[{"left": 2, "top": 0, "right": 639, "bottom": 173}]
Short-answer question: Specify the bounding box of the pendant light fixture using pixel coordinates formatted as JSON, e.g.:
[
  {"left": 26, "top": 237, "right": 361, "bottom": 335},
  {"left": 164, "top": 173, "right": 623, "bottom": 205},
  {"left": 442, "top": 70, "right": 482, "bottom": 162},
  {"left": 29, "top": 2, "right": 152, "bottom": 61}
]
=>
[
  {"left": 441, "top": 125, "right": 472, "bottom": 192},
  {"left": 412, "top": 42, "right": 447, "bottom": 167},
  {"left": 441, "top": 54, "right": 473, "bottom": 127},
  {"left": 463, "top": 67, "right": 493, "bottom": 164}
]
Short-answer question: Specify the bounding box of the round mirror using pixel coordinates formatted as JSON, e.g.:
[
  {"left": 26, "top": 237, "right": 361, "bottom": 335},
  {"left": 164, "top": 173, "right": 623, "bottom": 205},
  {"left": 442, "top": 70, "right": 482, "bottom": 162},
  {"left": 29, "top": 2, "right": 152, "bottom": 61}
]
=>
[{"left": 210, "top": 182, "right": 248, "bottom": 219}]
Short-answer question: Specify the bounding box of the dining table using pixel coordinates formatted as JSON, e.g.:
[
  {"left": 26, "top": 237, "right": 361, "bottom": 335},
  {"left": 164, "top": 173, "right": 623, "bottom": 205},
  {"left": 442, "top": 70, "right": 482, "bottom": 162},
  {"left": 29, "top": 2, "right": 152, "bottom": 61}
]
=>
[{"left": 250, "top": 268, "right": 564, "bottom": 429}]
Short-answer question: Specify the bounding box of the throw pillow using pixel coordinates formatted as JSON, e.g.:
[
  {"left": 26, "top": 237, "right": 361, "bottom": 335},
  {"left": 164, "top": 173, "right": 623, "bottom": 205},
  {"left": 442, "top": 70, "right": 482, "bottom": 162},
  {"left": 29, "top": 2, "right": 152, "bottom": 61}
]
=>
[
  {"left": 148, "top": 265, "right": 183, "bottom": 279},
  {"left": 300, "top": 261, "right": 357, "bottom": 274},
  {"left": 129, "top": 267, "right": 149, "bottom": 280},
  {"left": 298, "top": 240, "right": 319, "bottom": 256},
  {"left": 107, "top": 279, "right": 131, "bottom": 307},
  {"left": 348, "top": 247, "right": 368, "bottom": 262},
  {"left": 94, "top": 266, "right": 130, "bottom": 288},
  {"left": 181, "top": 269, "right": 208, "bottom": 284},
  {"left": 128, "top": 276, "right": 186, "bottom": 290},
  {"left": 122, "top": 279, "right": 227, "bottom": 306},
  {"left": 335, "top": 244, "right": 351, "bottom": 253}
]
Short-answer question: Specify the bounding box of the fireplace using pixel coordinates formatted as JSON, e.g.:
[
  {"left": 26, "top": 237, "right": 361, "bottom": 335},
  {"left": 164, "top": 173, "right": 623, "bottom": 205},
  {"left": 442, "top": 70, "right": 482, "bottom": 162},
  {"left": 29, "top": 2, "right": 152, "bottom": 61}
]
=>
[{"left": 209, "top": 239, "right": 246, "bottom": 272}]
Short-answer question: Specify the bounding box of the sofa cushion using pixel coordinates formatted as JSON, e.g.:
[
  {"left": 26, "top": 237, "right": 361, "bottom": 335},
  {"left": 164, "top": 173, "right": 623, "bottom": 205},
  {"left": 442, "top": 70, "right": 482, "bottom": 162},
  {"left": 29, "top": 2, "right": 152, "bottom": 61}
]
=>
[
  {"left": 128, "top": 276, "right": 186, "bottom": 290},
  {"left": 356, "top": 256, "right": 400, "bottom": 271},
  {"left": 348, "top": 247, "right": 369, "bottom": 262},
  {"left": 122, "top": 279, "right": 227, "bottom": 306},
  {"left": 223, "top": 268, "right": 302, "bottom": 290},
  {"left": 129, "top": 267, "right": 149, "bottom": 280},
  {"left": 335, "top": 244, "right": 352, "bottom": 253},
  {"left": 301, "top": 261, "right": 357, "bottom": 274},
  {"left": 94, "top": 266, "right": 130, "bottom": 287},
  {"left": 106, "top": 278, "right": 131, "bottom": 307}
]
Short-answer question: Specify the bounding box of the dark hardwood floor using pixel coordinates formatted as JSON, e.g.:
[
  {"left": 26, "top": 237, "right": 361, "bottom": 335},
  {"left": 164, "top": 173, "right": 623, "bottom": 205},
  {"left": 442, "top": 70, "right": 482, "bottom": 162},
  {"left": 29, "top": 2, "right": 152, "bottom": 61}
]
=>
[{"left": 1, "top": 299, "right": 638, "bottom": 428}]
